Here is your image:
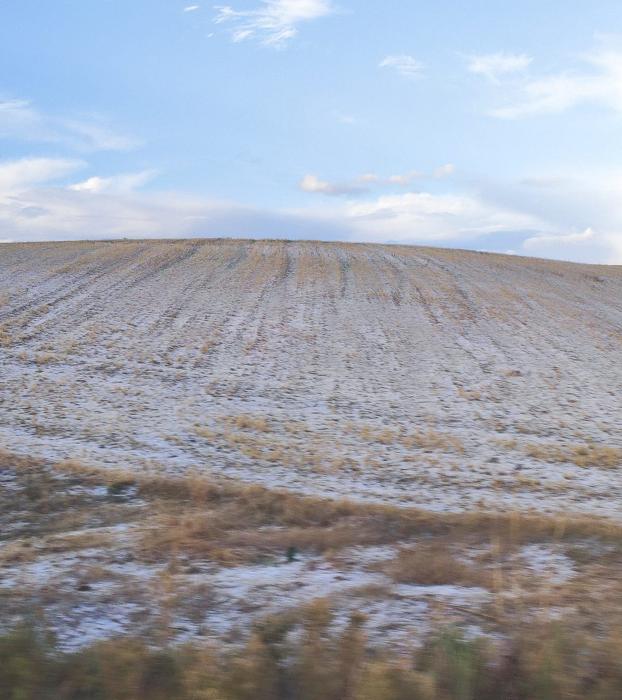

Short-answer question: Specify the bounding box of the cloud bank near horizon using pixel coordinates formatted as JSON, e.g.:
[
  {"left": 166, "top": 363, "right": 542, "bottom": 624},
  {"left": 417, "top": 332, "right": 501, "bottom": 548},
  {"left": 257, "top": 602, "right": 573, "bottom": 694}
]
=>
[{"left": 1, "top": 154, "right": 620, "bottom": 264}]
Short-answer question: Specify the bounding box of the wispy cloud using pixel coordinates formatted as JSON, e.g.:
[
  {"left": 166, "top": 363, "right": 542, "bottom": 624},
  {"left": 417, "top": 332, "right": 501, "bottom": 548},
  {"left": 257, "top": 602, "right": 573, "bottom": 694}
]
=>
[
  {"left": 433, "top": 163, "right": 455, "bottom": 179},
  {"left": 60, "top": 119, "right": 139, "bottom": 152},
  {"left": 335, "top": 112, "right": 357, "bottom": 125},
  {"left": 184, "top": 5, "right": 200, "bottom": 11},
  {"left": 467, "top": 52, "right": 532, "bottom": 83},
  {"left": 299, "top": 174, "right": 367, "bottom": 196},
  {"left": 0, "top": 157, "right": 84, "bottom": 193},
  {"left": 0, "top": 99, "right": 43, "bottom": 134},
  {"left": 214, "top": 0, "right": 335, "bottom": 48},
  {"left": 385, "top": 171, "right": 422, "bottom": 185},
  {"left": 523, "top": 226, "right": 595, "bottom": 250},
  {"left": 490, "top": 44, "right": 622, "bottom": 118},
  {"left": 0, "top": 175, "right": 350, "bottom": 244},
  {"left": 0, "top": 156, "right": 519, "bottom": 247},
  {"left": 68, "top": 170, "right": 158, "bottom": 195},
  {"left": 300, "top": 167, "right": 452, "bottom": 196},
  {"left": 2, "top": 156, "right": 620, "bottom": 264},
  {"left": 0, "top": 97, "right": 140, "bottom": 152},
  {"left": 473, "top": 170, "right": 622, "bottom": 262},
  {"left": 297, "top": 166, "right": 622, "bottom": 262},
  {"left": 379, "top": 55, "right": 424, "bottom": 80},
  {"left": 0, "top": 168, "right": 538, "bottom": 249},
  {"left": 520, "top": 226, "right": 618, "bottom": 263},
  {"left": 345, "top": 191, "right": 541, "bottom": 243}
]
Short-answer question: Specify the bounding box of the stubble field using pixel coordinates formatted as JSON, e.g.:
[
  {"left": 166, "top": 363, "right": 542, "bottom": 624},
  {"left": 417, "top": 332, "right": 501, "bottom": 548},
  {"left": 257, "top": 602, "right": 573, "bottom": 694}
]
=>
[{"left": 0, "top": 238, "right": 621, "bottom": 696}]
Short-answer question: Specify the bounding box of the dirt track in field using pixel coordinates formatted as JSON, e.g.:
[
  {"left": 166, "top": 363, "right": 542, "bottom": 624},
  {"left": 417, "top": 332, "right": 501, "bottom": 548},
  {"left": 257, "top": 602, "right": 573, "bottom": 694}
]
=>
[{"left": 1, "top": 238, "right": 621, "bottom": 517}]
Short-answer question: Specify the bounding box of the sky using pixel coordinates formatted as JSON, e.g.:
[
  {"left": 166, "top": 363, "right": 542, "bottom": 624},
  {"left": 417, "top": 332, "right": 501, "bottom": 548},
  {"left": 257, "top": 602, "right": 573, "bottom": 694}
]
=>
[{"left": 1, "top": 1, "right": 622, "bottom": 263}]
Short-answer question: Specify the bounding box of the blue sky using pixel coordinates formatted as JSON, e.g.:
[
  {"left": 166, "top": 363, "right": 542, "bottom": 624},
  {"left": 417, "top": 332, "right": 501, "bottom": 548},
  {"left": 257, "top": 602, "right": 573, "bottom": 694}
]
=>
[{"left": 1, "top": 1, "right": 622, "bottom": 262}]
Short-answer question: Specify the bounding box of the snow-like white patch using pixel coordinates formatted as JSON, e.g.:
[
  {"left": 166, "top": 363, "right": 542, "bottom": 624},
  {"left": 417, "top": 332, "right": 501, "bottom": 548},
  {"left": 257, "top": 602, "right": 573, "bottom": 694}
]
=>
[
  {"left": 0, "top": 470, "right": 22, "bottom": 493},
  {"left": 519, "top": 544, "right": 575, "bottom": 585},
  {"left": 0, "top": 548, "right": 104, "bottom": 590},
  {"left": 393, "top": 583, "right": 491, "bottom": 601},
  {"left": 52, "top": 602, "right": 144, "bottom": 651}
]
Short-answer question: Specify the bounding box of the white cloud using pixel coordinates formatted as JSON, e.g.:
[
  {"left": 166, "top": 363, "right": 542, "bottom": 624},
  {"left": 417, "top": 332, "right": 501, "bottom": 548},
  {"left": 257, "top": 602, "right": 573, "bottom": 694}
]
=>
[
  {"left": 68, "top": 171, "right": 157, "bottom": 195},
  {"left": 467, "top": 52, "right": 532, "bottom": 83},
  {"left": 0, "top": 97, "right": 140, "bottom": 152},
  {"left": 61, "top": 119, "right": 140, "bottom": 152},
  {"left": 491, "top": 45, "right": 622, "bottom": 118},
  {"left": 524, "top": 227, "right": 595, "bottom": 249},
  {"left": 520, "top": 227, "right": 620, "bottom": 263},
  {"left": 358, "top": 173, "right": 379, "bottom": 183},
  {"left": 2, "top": 156, "right": 621, "bottom": 264},
  {"left": 1, "top": 158, "right": 532, "bottom": 248},
  {"left": 298, "top": 167, "right": 622, "bottom": 262},
  {"left": 299, "top": 174, "right": 366, "bottom": 196},
  {"left": 0, "top": 158, "right": 350, "bottom": 241},
  {"left": 214, "top": 0, "right": 335, "bottom": 48},
  {"left": 386, "top": 171, "right": 422, "bottom": 185},
  {"left": 379, "top": 55, "right": 424, "bottom": 80},
  {"left": 475, "top": 171, "right": 622, "bottom": 262},
  {"left": 300, "top": 168, "right": 449, "bottom": 196},
  {"left": 344, "top": 191, "right": 542, "bottom": 243},
  {"left": 184, "top": 5, "right": 200, "bottom": 11},
  {"left": 484, "top": 172, "right": 622, "bottom": 234},
  {"left": 433, "top": 163, "right": 455, "bottom": 179},
  {"left": 0, "top": 186, "right": 351, "bottom": 243},
  {"left": 0, "top": 157, "right": 84, "bottom": 193},
  {"left": 0, "top": 99, "right": 46, "bottom": 137}
]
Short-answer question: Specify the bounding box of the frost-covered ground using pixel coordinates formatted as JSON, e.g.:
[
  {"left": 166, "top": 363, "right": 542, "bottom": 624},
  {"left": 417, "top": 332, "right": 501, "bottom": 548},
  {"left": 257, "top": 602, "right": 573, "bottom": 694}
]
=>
[
  {"left": 1, "top": 238, "right": 621, "bottom": 517},
  {"left": 1, "top": 238, "right": 621, "bottom": 651},
  {"left": 3, "top": 457, "right": 595, "bottom": 653}
]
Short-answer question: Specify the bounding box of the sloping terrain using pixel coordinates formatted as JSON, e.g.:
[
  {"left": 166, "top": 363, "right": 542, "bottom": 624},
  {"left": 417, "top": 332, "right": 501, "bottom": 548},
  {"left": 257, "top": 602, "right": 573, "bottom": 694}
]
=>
[
  {"left": 1, "top": 238, "right": 621, "bottom": 517},
  {"left": 1, "top": 238, "right": 621, "bottom": 657}
]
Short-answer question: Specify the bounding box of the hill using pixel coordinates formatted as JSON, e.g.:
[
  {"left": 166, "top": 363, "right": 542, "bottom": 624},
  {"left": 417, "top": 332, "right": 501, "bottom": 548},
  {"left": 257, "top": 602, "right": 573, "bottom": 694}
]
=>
[{"left": 1, "top": 238, "right": 621, "bottom": 517}]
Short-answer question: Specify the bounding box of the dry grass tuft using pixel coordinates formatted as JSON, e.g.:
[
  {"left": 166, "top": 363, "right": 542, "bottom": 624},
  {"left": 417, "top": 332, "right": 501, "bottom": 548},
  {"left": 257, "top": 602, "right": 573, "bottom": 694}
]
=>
[
  {"left": 0, "top": 323, "right": 12, "bottom": 347},
  {"left": 526, "top": 442, "right": 622, "bottom": 468},
  {"left": 33, "top": 351, "right": 56, "bottom": 365},
  {"left": 383, "top": 544, "right": 492, "bottom": 588},
  {"left": 356, "top": 425, "right": 465, "bottom": 454},
  {"left": 45, "top": 455, "right": 622, "bottom": 545},
  {"left": 457, "top": 387, "right": 482, "bottom": 401},
  {"left": 224, "top": 414, "right": 272, "bottom": 432}
]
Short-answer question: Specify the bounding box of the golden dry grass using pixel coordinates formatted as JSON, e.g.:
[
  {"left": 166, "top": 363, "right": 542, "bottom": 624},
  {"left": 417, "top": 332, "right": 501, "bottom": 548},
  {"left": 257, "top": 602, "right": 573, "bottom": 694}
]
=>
[
  {"left": 2, "top": 611, "right": 622, "bottom": 700},
  {"left": 526, "top": 442, "right": 622, "bottom": 468},
  {"left": 382, "top": 544, "right": 492, "bottom": 588},
  {"left": 2, "top": 446, "right": 621, "bottom": 690},
  {"left": 43, "top": 454, "right": 622, "bottom": 546}
]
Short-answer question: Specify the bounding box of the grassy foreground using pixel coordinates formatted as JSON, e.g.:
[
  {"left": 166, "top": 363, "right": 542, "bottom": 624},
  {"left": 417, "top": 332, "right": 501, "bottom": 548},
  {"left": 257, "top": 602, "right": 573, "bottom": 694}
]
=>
[
  {"left": 2, "top": 451, "right": 622, "bottom": 698},
  {"left": 2, "top": 608, "right": 621, "bottom": 700}
]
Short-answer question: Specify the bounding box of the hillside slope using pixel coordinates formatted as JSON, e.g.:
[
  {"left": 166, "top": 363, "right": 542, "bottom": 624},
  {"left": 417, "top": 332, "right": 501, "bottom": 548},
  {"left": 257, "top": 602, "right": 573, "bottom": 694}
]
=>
[{"left": 1, "top": 238, "right": 621, "bottom": 517}]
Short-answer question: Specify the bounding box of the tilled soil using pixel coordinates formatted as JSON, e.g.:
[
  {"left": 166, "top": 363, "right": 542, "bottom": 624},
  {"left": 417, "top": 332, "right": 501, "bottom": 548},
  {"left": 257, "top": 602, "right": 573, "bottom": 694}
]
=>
[{"left": 1, "top": 238, "right": 621, "bottom": 517}]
